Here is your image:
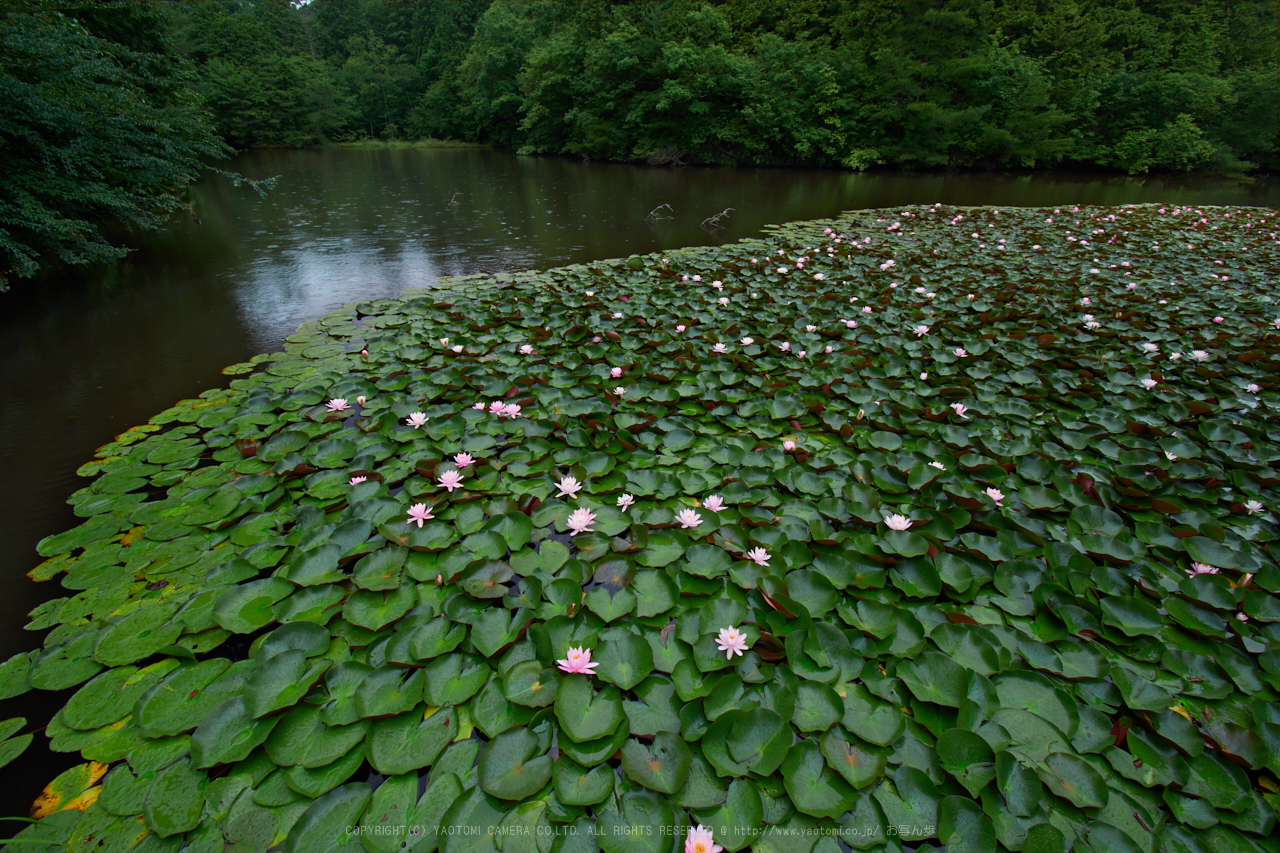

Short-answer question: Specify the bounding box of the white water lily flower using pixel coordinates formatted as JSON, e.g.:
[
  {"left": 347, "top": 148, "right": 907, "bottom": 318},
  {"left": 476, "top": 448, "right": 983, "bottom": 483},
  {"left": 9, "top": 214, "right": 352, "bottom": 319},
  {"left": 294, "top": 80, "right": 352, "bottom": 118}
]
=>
[
  {"left": 884, "top": 514, "right": 912, "bottom": 531},
  {"left": 1191, "top": 350, "right": 1210, "bottom": 361},
  {"left": 1245, "top": 500, "right": 1264, "bottom": 514},
  {"left": 675, "top": 508, "right": 703, "bottom": 529}
]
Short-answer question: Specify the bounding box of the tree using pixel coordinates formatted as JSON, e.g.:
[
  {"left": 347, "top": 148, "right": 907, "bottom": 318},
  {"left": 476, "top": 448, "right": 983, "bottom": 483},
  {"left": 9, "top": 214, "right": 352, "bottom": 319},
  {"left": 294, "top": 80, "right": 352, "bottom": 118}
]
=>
[{"left": 0, "top": 0, "right": 231, "bottom": 289}]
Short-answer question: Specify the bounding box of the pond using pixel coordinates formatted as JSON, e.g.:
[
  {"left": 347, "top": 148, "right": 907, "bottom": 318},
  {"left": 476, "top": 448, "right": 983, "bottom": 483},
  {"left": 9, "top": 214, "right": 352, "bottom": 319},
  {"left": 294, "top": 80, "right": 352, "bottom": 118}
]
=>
[{"left": 0, "top": 147, "right": 1275, "bottom": 808}]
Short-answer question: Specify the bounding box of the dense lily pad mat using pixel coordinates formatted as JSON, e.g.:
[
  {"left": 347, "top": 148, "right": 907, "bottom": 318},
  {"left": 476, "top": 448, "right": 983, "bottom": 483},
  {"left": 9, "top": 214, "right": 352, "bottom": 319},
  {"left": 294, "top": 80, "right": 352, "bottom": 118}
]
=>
[{"left": 6, "top": 203, "right": 1280, "bottom": 853}]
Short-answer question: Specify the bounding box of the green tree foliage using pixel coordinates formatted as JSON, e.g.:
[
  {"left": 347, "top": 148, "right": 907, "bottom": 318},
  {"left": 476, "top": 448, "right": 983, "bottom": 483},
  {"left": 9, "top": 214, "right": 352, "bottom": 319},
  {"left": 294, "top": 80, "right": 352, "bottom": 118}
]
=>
[
  {"left": 176, "top": 0, "right": 1271, "bottom": 175},
  {"left": 0, "top": 0, "right": 230, "bottom": 289}
]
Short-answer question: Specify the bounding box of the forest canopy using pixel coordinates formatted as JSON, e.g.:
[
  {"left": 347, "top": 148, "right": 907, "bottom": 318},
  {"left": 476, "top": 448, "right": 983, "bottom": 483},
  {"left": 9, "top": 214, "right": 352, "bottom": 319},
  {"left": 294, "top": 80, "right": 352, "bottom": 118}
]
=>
[
  {"left": 1, "top": 0, "right": 1275, "bottom": 289},
  {"left": 0, "top": 0, "right": 230, "bottom": 289},
  {"left": 175, "top": 0, "right": 1277, "bottom": 175}
]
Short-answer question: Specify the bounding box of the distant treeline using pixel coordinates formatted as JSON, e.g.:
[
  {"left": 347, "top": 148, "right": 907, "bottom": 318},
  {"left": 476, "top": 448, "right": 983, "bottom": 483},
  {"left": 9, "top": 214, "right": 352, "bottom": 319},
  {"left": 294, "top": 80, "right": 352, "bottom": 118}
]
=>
[{"left": 173, "top": 0, "right": 1277, "bottom": 175}]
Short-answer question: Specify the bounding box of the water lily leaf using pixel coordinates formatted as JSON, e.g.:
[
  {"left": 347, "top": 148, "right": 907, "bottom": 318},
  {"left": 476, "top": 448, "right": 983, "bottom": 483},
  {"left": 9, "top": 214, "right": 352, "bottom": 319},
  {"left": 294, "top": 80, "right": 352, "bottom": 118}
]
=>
[
  {"left": 620, "top": 730, "right": 692, "bottom": 794},
  {"left": 503, "top": 660, "right": 558, "bottom": 708},
  {"left": 63, "top": 659, "right": 179, "bottom": 731},
  {"left": 937, "top": 795, "right": 997, "bottom": 853},
  {"left": 245, "top": 650, "right": 331, "bottom": 718},
  {"left": 479, "top": 726, "right": 553, "bottom": 800},
  {"left": 266, "top": 703, "right": 369, "bottom": 769},
  {"left": 936, "top": 728, "right": 997, "bottom": 797},
  {"left": 782, "top": 738, "right": 856, "bottom": 818},
  {"left": 423, "top": 654, "right": 491, "bottom": 707},
  {"left": 133, "top": 659, "right": 242, "bottom": 738},
  {"left": 692, "top": 777, "right": 763, "bottom": 852},
  {"left": 555, "top": 673, "right": 625, "bottom": 743},
  {"left": 93, "top": 603, "right": 183, "bottom": 666},
  {"left": 1183, "top": 536, "right": 1243, "bottom": 569},
  {"left": 841, "top": 682, "right": 906, "bottom": 747},
  {"left": 142, "top": 757, "right": 204, "bottom": 837},
  {"left": 554, "top": 755, "right": 614, "bottom": 805},
  {"left": 633, "top": 570, "right": 677, "bottom": 617},
  {"left": 1037, "top": 752, "right": 1108, "bottom": 809},
  {"left": 597, "top": 790, "right": 674, "bottom": 853},
  {"left": 344, "top": 585, "right": 415, "bottom": 630},
  {"left": 214, "top": 578, "right": 294, "bottom": 634},
  {"left": 727, "top": 707, "right": 791, "bottom": 775},
  {"left": 191, "top": 696, "right": 280, "bottom": 768},
  {"left": 0, "top": 717, "right": 32, "bottom": 770},
  {"left": 485, "top": 512, "right": 534, "bottom": 552},
  {"left": 594, "top": 631, "right": 654, "bottom": 690},
  {"left": 898, "top": 650, "right": 969, "bottom": 707},
  {"left": 282, "top": 783, "right": 372, "bottom": 853},
  {"left": 367, "top": 706, "right": 458, "bottom": 776}
]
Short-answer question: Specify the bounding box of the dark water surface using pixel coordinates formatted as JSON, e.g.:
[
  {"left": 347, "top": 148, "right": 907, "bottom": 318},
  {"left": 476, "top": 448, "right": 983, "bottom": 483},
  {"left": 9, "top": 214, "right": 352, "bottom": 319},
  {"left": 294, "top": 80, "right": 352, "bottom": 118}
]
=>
[{"left": 0, "top": 146, "right": 1276, "bottom": 808}]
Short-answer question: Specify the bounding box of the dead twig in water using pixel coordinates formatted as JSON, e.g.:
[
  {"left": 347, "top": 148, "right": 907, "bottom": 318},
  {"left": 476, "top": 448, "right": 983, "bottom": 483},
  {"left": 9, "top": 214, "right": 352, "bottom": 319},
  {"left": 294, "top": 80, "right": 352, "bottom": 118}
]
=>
[
  {"left": 701, "top": 208, "right": 734, "bottom": 230},
  {"left": 645, "top": 203, "right": 673, "bottom": 223}
]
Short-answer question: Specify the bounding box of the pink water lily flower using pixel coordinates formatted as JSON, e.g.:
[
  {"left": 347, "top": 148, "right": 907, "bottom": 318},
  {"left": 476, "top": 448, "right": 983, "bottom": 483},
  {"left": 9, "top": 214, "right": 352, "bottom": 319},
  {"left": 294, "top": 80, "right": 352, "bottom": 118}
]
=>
[
  {"left": 406, "top": 503, "right": 435, "bottom": 527},
  {"left": 440, "top": 337, "right": 449, "bottom": 345},
  {"left": 327, "top": 398, "right": 351, "bottom": 412},
  {"left": 611, "top": 366, "right": 623, "bottom": 377},
  {"left": 954, "top": 348, "right": 967, "bottom": 358},
  {"left": 676, "top": 324, "right": 686, "bottom": 332},
  {"left": 473, "top": 402, "right": 486, "bottom": 410},
  {"left": 349, "top": 476, "right": 367, "bottom": 486},
  {"left": 557, "top": 646, "right": 599, "bottom": 674},
  {"left": 914, "top": 325, "right": 930, "bottom": 337},
  {"left": 782, "top": 440, "right": 797, "bottom": 451},
  {"left": 1187, "top": 562, "right": 1219, "bottom": 577},
  {"left": 617, "top": 493, "right": 635, "bottom": 510},
  {"left": 884, "top": 514, "right": 912, "bottom": 531},
  {"left": 504, "top": 404, "right": 522, "bottom": 419},
  {"left": 951, "top": 403, "right": 969, "bottom": 418},
  {"left": 489, "top": 401, "right": 507, "bottom": 415},
  {"left": 406, "top": 412, "right": 428, "bottom": 428},
  {"left": 713, "top": 343, "right": 727, "bottom": 354},
  {"left": 520, "top": 344, "right": 534, "bottom": 355},
  {"left": 453, "top": 453, "right": 474, "bottom": 468},
  {"left": 1141, "top": 378, "right": 1158, "bottom": 390},
  {"left": 704, "top": 495, "right": 725, "bottom": 513},
  {"left": 566, "top": 507, "right": 597, "bottom": 536},
  {"left": 438, "top": 470, "right": 464, "bottom": 492},
  {"left": 716, "top": 626, "right": 749, "bottom": 660},
  {"left": 557, "top": 475, "right": 582, "bottom": 499},
  {"left": 746, "top": 547, "right": 770, "bottom": 567},
  {"left": 675, "top": 508, "right": 703, "bottom": 529},
  {"left": 985, "top": 487, "right": 1005, "bottom": 506},
  {"left": 1247, "top": 383, "right": 1261, "bottom": 393},
  {"left": 356, "top": 396, "right": 366, "bottom": 405}
]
